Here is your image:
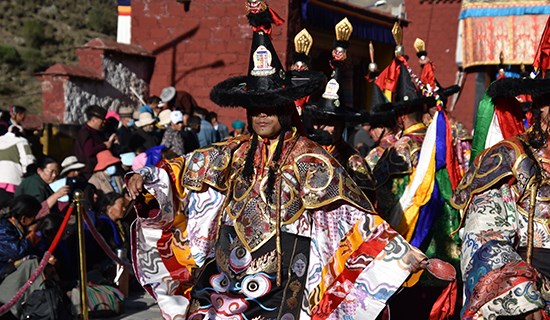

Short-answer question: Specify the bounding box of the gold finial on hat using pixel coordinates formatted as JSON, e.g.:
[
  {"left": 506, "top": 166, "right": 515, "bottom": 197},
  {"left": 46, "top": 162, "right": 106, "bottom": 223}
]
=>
[
  {"left": 335, "top": 18, "right": 353, "bottom": 42},
  {"left": 392, "top": 22, "right": 403, "bottom": 47},
  {"left": 414, "top": 38, "right": 425, "bottom": 53},
  {"left": 294, "top": 29, "right": 313, "bottom": 55},
  {"left": 368, "top": 41, "right": 377, "bottom": 72}
]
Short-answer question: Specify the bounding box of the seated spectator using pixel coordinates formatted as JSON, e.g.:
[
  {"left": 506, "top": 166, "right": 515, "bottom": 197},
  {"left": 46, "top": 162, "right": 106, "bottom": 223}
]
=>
[
  {"left": 0, "top": 125, "right": 36, "bottom": 207},
  {"left": 15, "top": 157, "right": 69, "bottom": 218},
  {"left": 49, "top": 155, "right": 87, "bottom": 211},
  {"left": 161, "top": 110, "right": 185, "bottom": 156},
  {"left": 0, "top": 195, "right": 44, "bottom": 318},
  {"left": 74, "top": 105, "right": 117, "bottom": 179},
  {"left": 182, "top": 115, "right": 201, "bottom": 153},
  {"left": 194, "top": 107, "right": 217, "bottom": 147},
  {"left": 88, "top": 150, "right": 124, "bottom": 195},
  {"left": 129, "top": 113, "right": 159, "bottom": 153},
  {"left": 206, "top": 111, "right": 229, "bottom": 141},
  {"left": 91, "top": 193, "right": 129, "bottom": 294},
  {"left": 119, "top": 152, "right": 136, "bottom": 174},
  {"left": 230, "top": 119, "right": 247, "bottom": 138},
  {"left": 156, "top": 109, "right": 172, "bottom": 141},
  {"left": 59, "top": 156, "right": 86, "bottom": 179}
]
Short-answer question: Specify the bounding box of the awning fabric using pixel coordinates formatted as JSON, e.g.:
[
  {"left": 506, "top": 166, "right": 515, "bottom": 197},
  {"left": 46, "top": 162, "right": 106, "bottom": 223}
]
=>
[
  {"left": 302, "top": 0, "right": 396, "bottom": 46},
  {"left": 457, "top": 0, "right": 550, "bottom": 68}
]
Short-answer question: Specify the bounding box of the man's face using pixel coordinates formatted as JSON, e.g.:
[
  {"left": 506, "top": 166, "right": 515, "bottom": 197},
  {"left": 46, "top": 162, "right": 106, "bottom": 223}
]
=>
[
  {"left": 142, "top": 124, "right": 154, "bottom": 132},
  {"left": 88, "top": 116, "right": 104, "bottom": 130},
  {"left": 171, "top": 121, "right": 184, "bottom": 132},
  {"left": 249, "top": 107, "right": 282, "bottom": 139}
]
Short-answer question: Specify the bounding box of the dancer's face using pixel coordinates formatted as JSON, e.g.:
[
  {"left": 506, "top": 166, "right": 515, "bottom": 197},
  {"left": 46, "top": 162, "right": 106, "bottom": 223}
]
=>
[{"left": 249, "top": 107, "right": 282, "bottom": 140}]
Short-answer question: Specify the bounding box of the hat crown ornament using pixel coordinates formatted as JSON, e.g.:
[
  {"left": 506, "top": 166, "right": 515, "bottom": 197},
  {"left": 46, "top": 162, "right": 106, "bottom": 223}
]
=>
[
  {"left": 209, "top": 0, "right": 326, "bottom": 109},
  {"left": 335, "top": 18, "right": 353, "bottom": 42},
  {"left": 294, "top": 29, "right": 313, "bottom": 56},
  {"left": 291, "top": 29, "right": 313, "bottom": 71}
]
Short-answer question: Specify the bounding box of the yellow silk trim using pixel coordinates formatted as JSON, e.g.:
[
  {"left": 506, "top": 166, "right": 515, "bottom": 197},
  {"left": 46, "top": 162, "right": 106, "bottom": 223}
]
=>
[
  {"left": 383, "top": 89, "right": 392, "bottom": 102},
  {"left": 395, "top": 147, "right": 436, "bottom": 241},
  {"left": 171, "top": 213, "right": 197, "bottom": 269},
  {"left": 403, "top": 123, "right": 426, "bottom": 136}
]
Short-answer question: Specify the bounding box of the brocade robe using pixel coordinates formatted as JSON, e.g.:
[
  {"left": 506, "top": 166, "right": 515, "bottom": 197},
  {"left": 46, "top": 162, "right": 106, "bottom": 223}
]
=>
[
  {"left": 131, "top": 132, "right": 425, "bottom": 319},
  {"left": 452, "top": 134, "right": 550, "bottom": 319}
]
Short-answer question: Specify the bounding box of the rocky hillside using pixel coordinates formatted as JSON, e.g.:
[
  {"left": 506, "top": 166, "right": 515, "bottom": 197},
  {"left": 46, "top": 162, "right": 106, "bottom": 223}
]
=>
[{"left": 0, "top": 0, "right": 117, "bottom": 115}]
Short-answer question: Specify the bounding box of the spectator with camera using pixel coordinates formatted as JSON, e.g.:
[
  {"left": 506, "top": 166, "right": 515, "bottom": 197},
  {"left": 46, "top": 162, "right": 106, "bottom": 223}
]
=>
[{"left": 15, "top": 157, "right": 69, "bottom": 218}]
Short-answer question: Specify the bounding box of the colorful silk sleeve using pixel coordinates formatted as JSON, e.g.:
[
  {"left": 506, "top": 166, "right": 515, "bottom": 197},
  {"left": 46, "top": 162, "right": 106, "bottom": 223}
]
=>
[
  {"left": 460, "top": 185, "right": 543, "bottom": 319},
  {"left": 300, "top": 204, "right": 424, "bottom": 319},
  {"left": 131, "top": 163, "right": 226, "bottom": 319}
]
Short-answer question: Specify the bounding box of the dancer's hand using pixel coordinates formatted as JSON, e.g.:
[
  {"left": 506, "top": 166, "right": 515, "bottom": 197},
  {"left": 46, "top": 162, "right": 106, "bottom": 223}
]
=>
[{"left": 127, "top": 174, "right": 143, "bottom": 200}]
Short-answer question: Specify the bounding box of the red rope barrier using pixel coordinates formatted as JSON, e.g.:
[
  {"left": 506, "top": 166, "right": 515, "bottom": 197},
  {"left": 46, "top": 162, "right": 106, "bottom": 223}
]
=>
[
  {"left": 81, "top": 211, "right": 134, "bottom": 275},
  {"left": 0, "top": 205, "right": 74, "bottom": 315}
]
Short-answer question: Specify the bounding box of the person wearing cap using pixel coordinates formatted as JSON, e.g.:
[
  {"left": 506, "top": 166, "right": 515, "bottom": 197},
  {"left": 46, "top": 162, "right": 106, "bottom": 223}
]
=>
[
  {"left": 160, "top": 86, "right": 177, "bottom": 110},
  {"left": 160, "top": 110, "right": 185, "bottom": 155},
  {"left": 302, "top": 18, "right": 376, "bottom": 202},
  {"left": 230, "top": 119, "right": 247, "bottom": 138},
  {"left": 74, "top": 105, "right": 117, "bottom": 179},
  {"left": 59, "top": 156, "right": 85, "bottom": 178},
  {"left": 128, "top": 112, "right": 159, "bottom": 153},
  {"left": 119, "top": 152, "right": 136, "bottom": 174},
  {"left": 88, "top": 150, "right": 124, "bottom": 195},
  {"left": 125, "top": 3, "right": 449, "bottom": 319},
  {"left": 156, "top": 109, "right": 172, "bottom": 131},
  {"left": 117, "top": 106, "right": 136, "bottom": 153}
]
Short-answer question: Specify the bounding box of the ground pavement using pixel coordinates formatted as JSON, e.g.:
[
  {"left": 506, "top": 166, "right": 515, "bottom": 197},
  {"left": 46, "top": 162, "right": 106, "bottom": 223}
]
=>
[{"left": 108, "top": 292, "right": 162, "bottom": 320}]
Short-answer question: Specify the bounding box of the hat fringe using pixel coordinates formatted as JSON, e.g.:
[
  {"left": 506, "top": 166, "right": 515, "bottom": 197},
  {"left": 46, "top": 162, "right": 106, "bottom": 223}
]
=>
[{"left": 487, "top": 78, "right": 550, "bottom": 99}]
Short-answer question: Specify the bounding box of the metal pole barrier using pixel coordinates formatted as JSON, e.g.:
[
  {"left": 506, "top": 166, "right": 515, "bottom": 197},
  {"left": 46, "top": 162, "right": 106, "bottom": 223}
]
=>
[{"left": 74, "top": 190, "right": 88, "bottom": 320}]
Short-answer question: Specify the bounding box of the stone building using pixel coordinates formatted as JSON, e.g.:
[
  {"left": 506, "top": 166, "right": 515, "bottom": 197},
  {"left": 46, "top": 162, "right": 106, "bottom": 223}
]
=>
[{"left": 38, "top": 38, "right": 155, "bottom": 125}]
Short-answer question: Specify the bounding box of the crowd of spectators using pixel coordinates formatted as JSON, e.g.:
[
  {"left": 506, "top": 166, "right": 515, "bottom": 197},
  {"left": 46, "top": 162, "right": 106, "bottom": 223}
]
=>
[{"left": 0, "top": 88, "right": 247, "bottom": 318}]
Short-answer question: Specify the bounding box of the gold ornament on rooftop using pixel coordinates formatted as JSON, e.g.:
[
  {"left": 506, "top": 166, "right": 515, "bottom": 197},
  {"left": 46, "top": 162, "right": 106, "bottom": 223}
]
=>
[
  {"left": 335, "top": 18, "right": 353, "bottom": 42},
  {"left": 392, "top": 22, "right": 403, "bottom": 47},
  {"left": 294, "top": 29, "right": 313, "bottom": 55}
]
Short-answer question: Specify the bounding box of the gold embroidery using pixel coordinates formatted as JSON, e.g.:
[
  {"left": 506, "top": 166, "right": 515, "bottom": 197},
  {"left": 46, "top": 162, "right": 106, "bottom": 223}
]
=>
[
  {"left": 245, "top": 250, "right": 278, "bottom": 276},
  {"left": 286, "top": 280, "right": 302, "bottom": 309}
]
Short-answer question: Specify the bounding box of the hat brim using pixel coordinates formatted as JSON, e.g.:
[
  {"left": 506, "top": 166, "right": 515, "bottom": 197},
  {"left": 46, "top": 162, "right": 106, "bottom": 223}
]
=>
[
  {"left": 60, "top": 163, "right": 85, "bottom": 176},
  {"left": 302, "top": 105, "right": 366, "bottom": 125},
  {"left": 210, "top": 71, "right": 326, "bottom": 108},
  {"left": 487, "top": 78, "right": 550, "bottom": 100},
  {"left": 136, "top": 119, "right": 156, "bottom": 127}
]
